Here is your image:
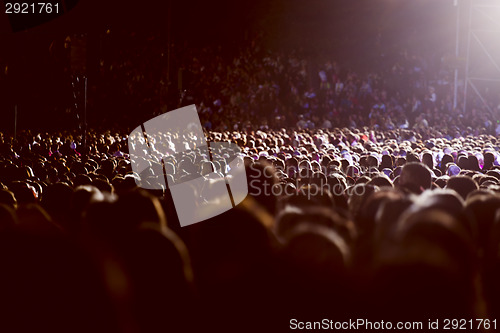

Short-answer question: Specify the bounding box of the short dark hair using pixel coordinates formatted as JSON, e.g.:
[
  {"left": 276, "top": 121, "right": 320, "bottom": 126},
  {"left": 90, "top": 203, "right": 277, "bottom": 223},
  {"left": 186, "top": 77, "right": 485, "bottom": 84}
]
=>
[{"left": 398, "top": 162, "right": 432, "bottom": 194}]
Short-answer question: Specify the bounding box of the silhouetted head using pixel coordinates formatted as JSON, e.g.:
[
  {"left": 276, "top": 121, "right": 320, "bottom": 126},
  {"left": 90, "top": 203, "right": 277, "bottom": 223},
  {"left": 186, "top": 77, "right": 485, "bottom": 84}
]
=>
[
  {"left": 398, "top": 162, "right": 432, "bottom": 194},
  {"left": 446, "top": 176, "right": 479, "bottom": 201}
]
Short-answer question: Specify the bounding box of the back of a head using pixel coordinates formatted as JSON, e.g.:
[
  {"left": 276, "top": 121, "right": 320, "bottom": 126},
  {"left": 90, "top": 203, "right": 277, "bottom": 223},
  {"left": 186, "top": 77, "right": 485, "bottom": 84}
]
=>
[
  {"left": 366, "top": 155, "right": 379, "bottom": 169},
  {"left": 279, "top": 224, "right": 351, "bottom": 318},
  {"left": 397, "top": 208, "right": 474, "bottom": 267},
  {"left": 189, "top": 202, "right": 273, "bottom": 275},
  {"left": 468, "top": 155, "right": 481, "bottom": 172},
  {"left": 415, "top": 188, "right": 465, "bottom": 212},
  {"left": 446, "top": 175, "right": 479, "bottom": 201},
  {"left": 72, "top": 185, "right": 104, "bottom": 220},
  {"left": 380, "top": 154, "right": 393, "bottom": 169},
  {"left": 398, "top": 162, "right": 432, "bottom": 194},
  {"left": 115, "top": 188, "right": 166, "bottom": 230},
  {"left": 187, "top": 203, "right": 275, "bottom": 330},
  {"left": 367, "top": 175, "right": 393, "bottom": 188},
  {"left": 371, "top": 208, "right": 476, "bottom": 320},
  {"left": 422, "top": 152, "right": 434, "bottom": 169},
  {"left": 347, "top": 183, "right": 378, "bottom": 219},
  {"left": 465, "top": 194, "right": 500, "bottom": 252},
  {"left": 282, "top": 224, "right": 350, "bottom": 288},
  {"left": 9, "top": 182, "right": 36, "bottom": 204},
  {"left": 120, "top": 223, "right": 194, "bottom": 333},
  {"left": 483, "top": 152, "right": 495, "bottom": 170}
]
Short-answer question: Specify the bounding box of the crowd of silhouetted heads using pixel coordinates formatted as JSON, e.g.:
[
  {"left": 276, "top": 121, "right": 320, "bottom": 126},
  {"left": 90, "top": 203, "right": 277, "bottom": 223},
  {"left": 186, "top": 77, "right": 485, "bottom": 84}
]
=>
[{"left": 1, "top": 127, "right": 500, "bottom": 332}]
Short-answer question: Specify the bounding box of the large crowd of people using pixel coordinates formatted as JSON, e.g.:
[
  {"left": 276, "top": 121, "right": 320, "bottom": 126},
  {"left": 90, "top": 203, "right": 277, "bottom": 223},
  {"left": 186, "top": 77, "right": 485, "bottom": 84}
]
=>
[
  {"left": 1, "top": 123, "right": 500, "bottom": 331},
  {"left": 87, "top": 30, "right": 500, "bottom": 135},
  {"left": 2, "top": 26, "right": 500, "bottom": 333}
]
